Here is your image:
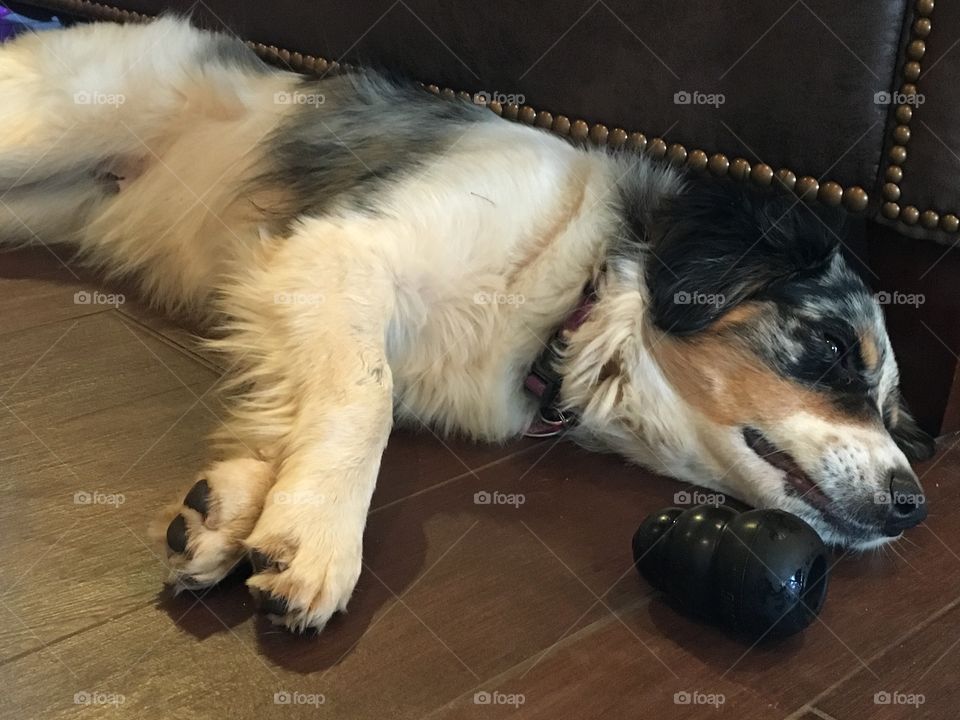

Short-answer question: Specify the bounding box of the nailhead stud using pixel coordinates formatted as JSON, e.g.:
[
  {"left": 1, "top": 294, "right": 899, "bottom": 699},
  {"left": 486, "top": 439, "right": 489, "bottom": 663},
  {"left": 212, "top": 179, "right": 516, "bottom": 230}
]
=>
[
  {"left": 626, "top": 132, "right": 647, "bottom": 151},
  {"left": 920, "top": 210, "right": 940, "bottom": 229},
  {"left": 535, "top": 111, "right": 553, "bottom": 129},
  {"left": 819, "top": 181, "right": 843, "bottom": 207},
  {"left": 648, "top": 138, "right": 668, "bottom": 158},
  {"left": 589, "top": 124, "right": 609, "bottom": 145},
  {"left": 570, "top": 119, "right": 589, "bottom": 140},
  {"left": 730, "top": 158, "right": 750, "bottom": 180},
  {"left": 795, "top": 176, "right": 819, "bottom": 201},
  {"left": 708, "top": 154, "right": 729, "bottom": 176},
  {"left": 751, "top": 163, "right": 774, "bottom": 186},
  {"left": 889, "top": 145, "right": 908, "bottom": 164},
  {"left": 687, "top": 149, "right": 709, "bottom": 171},
  {"left": 667, "top": 143, "right": 687, "bottom": 164},
  {"left": 843, "top": 186, "right": 869, "bottom": 212},
  {"left": 940, "top": 214, "right": 959, "bottom": 232},
  {"left": 608, "top": 128, "right": 628, "bottom": 147},
  {"left": 775, "top": 169, "right": 797, "bottom": 191}
]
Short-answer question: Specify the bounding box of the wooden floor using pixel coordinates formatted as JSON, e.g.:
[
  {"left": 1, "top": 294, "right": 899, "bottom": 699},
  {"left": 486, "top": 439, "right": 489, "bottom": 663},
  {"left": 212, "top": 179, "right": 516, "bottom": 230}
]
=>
[{"left": 1, "top": 246, "right": 959, "bottom": 720}]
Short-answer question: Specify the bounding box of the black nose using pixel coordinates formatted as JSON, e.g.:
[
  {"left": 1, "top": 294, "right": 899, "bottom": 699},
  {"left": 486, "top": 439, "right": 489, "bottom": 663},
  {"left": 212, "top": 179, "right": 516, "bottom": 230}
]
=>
[{"left": 882, "top": 470, "right": 928, "bottom": 536}]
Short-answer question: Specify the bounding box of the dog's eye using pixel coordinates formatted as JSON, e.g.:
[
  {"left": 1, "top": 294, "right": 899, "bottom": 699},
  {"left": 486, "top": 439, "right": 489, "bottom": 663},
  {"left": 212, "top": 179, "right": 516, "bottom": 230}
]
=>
[{"left": 824, "top": 336, "right": 841, "bottom": 356}]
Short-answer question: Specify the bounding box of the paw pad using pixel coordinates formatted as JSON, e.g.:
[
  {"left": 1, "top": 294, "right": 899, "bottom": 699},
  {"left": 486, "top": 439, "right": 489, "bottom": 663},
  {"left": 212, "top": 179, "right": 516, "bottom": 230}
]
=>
[
  {"left": 183, "top": 478, "right": 210, "bottom": 516},
  {"left": 166, "top": 514, "right": 188, "bottom": 554}
]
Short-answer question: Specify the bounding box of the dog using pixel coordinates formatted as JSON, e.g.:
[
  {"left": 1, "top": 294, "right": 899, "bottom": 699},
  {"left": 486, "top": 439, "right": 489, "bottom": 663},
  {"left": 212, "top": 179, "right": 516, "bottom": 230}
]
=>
[{"left": 0, "top": 17, "right": 935, "bottom": 633}]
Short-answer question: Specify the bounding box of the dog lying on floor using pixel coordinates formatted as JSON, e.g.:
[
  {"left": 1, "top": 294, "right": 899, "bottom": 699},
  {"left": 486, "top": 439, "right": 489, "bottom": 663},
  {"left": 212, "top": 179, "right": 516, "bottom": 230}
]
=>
[{"left": 0, "top": 17, "right": 935, "bottom": 633}]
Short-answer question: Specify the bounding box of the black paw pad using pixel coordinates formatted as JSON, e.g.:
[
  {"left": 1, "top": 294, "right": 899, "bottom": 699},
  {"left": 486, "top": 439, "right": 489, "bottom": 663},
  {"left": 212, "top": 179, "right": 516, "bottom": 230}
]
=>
[
  {"left": 183, "top": 478, "right": 210, "bottom": 516},
  {"left": 259, "top": 592, "right": 289, "bottom": 616},
  {"left": 166, "top": 514, "right": 188, "bottom": 554}
]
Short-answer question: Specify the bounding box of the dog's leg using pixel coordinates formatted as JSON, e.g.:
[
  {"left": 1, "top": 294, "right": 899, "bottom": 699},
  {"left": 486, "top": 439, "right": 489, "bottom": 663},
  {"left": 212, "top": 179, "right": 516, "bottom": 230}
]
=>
[
  {"left": 205, "top": 220, "right": 396, "bottom": 632},
  {"left": 241, "top": 332, "right": 393, "bottom": 632}
]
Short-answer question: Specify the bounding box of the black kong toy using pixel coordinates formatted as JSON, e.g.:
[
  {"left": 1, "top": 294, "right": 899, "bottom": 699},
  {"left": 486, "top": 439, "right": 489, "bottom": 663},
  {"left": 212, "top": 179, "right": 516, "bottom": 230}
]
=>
[{"left": 633, "top": 504, "right": 829, "bottom": 637}]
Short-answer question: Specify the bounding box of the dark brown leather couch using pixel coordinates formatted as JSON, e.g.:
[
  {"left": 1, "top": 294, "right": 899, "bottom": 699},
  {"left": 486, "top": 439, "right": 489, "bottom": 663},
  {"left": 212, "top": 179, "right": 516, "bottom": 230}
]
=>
[
  {"left": 17, "top": 0, "right": 960, "bottom": 242},
  {"left": 11, "top": 0, "right": 960, "bottom": 435}
]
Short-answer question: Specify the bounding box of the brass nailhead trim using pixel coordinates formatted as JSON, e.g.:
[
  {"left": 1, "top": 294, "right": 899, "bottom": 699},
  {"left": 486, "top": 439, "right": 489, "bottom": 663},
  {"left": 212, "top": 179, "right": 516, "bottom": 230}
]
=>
[
  {"left": 729, "top": 158, "right": 750, "bottom": 180},
  {"left": 920, "top": 209, "right": 940, "bottom": 229},
  {"left": 882, "top": 202, "right": 901, "bottom": 219},
  {"left": 750, "top": 163, "right": 774, "bottom": 186},
  {"left": 876, "top": 0, "right": 958, "bottom": 234},
  {"left": 37, "top": 0, "right": 877, "bottom": 217}
]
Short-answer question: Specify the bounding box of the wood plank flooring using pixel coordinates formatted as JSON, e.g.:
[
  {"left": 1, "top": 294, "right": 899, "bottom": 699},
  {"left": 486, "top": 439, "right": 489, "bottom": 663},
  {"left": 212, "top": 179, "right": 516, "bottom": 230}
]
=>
[{"left": 2, "top": 246, "right": 958, "bottom": 719}]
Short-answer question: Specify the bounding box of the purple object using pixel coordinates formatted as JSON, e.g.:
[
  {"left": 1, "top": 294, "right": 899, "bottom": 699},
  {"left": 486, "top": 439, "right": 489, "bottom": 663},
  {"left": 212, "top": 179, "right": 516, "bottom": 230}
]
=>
[{"left": 0, "top": 5, "right": 63, "bottom": 42}]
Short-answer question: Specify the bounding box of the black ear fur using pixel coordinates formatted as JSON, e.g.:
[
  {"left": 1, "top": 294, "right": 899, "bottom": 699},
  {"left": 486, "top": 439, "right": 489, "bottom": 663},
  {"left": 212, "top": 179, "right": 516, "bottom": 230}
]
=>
[
  {"left": 886, "top": 392, "right": 936, "bottom": 462},
  {"left": 645, "top": 180, "right": 844, "bottom": 334}
]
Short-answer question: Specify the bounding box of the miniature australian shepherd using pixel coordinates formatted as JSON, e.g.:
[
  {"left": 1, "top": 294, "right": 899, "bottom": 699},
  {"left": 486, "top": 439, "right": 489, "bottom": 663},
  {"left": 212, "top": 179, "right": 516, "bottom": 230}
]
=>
[{"left": 0, "top": 17, "right": 935, "bottom": 632}]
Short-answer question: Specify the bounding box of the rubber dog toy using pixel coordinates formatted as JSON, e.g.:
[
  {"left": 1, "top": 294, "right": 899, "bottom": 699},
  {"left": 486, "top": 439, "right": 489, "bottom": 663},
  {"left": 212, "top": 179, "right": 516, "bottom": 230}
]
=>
[{"left": 633, "top": 504, "right": 829, "bottom": 637}]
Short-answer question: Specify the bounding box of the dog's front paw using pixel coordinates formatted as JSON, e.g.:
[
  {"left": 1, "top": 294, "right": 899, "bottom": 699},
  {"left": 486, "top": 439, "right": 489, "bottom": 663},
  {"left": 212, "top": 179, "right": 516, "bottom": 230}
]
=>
[
  {"left": 244, "top": 499, "right": 363, "bottom": 634},
  {"left": 152, "top": 457, "right": 273, "bottom": 590}
]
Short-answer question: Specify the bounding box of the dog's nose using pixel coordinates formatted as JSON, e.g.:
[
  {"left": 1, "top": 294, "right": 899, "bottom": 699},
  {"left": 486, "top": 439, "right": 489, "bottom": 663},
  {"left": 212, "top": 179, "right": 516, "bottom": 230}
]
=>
[{"left": 882, "top": 469, "right": 928, "bottom": 536}]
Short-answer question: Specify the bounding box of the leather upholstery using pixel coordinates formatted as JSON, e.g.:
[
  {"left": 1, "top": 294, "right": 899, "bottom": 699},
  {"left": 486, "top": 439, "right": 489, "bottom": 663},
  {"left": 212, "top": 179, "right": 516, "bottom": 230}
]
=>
[{"left": 15, "top": 0, "right": 960, "bottom": 244}]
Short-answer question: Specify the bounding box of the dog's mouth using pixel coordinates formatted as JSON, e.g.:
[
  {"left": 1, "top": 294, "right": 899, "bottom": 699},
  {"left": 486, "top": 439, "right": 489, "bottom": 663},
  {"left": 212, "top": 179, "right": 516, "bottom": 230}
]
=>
[
  {"left": 741, "top": 428, "right": 895, "bottom": 548},
  {"left": 742, "top": 427, "right": 831, "bottom": 511}
]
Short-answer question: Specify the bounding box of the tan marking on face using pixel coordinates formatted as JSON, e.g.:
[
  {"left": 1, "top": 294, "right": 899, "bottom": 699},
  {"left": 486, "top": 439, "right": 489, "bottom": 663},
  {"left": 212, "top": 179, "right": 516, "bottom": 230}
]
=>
[
  {"left": 709, "top": 301, "right": 769, "bottom": 331},
  {"left": 650, "top": 317, "right": 872, "bottom": 429},
  {"left": 860, "top": 331, "right": 880, "bottom": 372},
  {"left": 507, "top": 159, "right": 590, "bottom": 285}
]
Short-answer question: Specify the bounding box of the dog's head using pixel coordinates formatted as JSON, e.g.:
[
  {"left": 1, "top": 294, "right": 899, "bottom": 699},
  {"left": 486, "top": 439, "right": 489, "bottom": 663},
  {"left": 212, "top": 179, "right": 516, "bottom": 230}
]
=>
[{"left": 582, "top": 180, "right": 933, "bottom": 549}]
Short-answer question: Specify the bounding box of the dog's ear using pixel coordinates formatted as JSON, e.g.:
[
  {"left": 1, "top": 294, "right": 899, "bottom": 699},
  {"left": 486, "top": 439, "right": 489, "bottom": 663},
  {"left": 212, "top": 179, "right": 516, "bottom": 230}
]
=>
[
  {"left": 885, "top": 391, "right": 936, "bottom": 462},
  {"left": 645, "top": 180, "right": 842, "bottom": 334}
]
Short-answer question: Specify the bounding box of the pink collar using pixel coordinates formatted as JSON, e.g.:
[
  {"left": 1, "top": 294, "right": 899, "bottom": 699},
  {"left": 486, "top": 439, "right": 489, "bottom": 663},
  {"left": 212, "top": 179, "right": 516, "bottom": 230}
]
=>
[{"left": 524, "top": 285, "right": 596, "bottom": 438}]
